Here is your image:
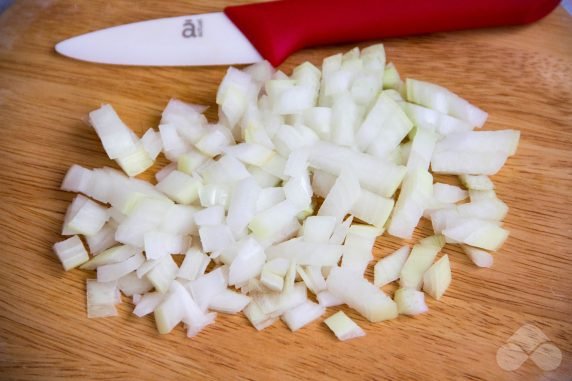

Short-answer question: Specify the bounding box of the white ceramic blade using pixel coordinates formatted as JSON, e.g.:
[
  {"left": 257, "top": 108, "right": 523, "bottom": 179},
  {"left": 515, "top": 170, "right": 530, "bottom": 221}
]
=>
[{"left": 55, "top": 12, "right": 263, "bottom": 66}]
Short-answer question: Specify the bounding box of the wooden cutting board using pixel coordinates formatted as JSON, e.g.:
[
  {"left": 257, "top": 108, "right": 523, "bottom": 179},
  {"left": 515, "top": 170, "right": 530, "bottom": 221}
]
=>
[{"left": 1, "top": 1, "right": 571, "bottom": 380}]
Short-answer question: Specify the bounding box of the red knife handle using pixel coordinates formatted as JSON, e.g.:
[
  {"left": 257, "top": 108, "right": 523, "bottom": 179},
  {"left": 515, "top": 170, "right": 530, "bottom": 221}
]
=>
[{"left": 224, "top": 0, "right": 560, "bottom": 66}]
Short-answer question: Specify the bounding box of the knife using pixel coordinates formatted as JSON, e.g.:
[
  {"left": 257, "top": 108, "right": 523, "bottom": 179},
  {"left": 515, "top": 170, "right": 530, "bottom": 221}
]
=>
[{"left": 55, "top": 0, "right": 560, "bottom": 67}]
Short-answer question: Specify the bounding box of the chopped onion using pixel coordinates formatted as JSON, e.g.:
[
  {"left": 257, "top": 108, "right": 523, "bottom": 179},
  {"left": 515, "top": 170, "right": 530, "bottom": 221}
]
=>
[
  {"left": 86, "top": 279, "right": 120, "bottom": 318},
  {"left": 85, "top": 221, "right": 117, "bottom": 255},
  {"left": 326, "top": 267, "right": 398, "bottom": 322},
  {"left": 318, "top": 168, "right": 361, "bottom": 223},
  {"left": 145, "top": 254, "right": 178, "bottom": 293},
  {"left": 400, "top": 236, "right": 444, "bottom": 290},
  {"left": 324, "top": 311, "right": 365, "bottom": 341},
  {"left": 117, "top": 271, "right": 154, "bottom": 296},
  {"left": 62, "top": 195, "right": 109, "bottom": 236},
  {"left": 374, "top": 246, "right": 410, "bottom": 287},
  {"left": 462, "top": 245, "right": 494, "bottom": 268},
  {"left": 177, "top": 245, "right": 210, "bottom": 281},
  {"left": 422, "top": 255, "right": 452, "bottom": 300},
  {"left": 433, "top": 183, "right": 468, "bottom": 204},
  {"left": 187, "top": 266, "right": 228, "bottom": 310},
  {"left": 316, "top": 291, "right": 344, "bottom": 307},
  {"left": 387, "top": 169, "right": 433, "bottom": 239},
  {"left": 302, "top": 216, "right": 336, "bottom": 243},
  {"left": 133, "top": 291, "right": 163, "bottom": 317},
  {"left": 406, "top": 79, "right": 488, "bottom": 128},
  {"left": 53, "top": 235, "right": 90, "bottom": 271},
  {"left": 80, "top": 244, "right": 138, "bottom": 270},
  {"left": 282, "top": 301, "right": 325, "bottom": 332},
  {"left": 193, "top": 205, "right": 225, "bottom": 226},
  {"left": 394, "top": 288, "right": 428, "bottom": 316},
  {"left": 459, "top": 174, "right": 495, "bottom": 191},
  {"left": 199, "top": 224, "right": 235, "bottom": 253},
  {"left": 55, "top": 44, "right": 521, "bottom": 340},
  {"left": 341, "top": 224, "right": 378, "bottom": 276},
  {"left": 89, "top": 104, "right": 137, "bottom": 159},
  {"left": 156, "top": 170, "right": 202, "bottom": 205},
  {"left": 97, "top": 251, "right": 145, "bottom": 282},
  {"left": 209, "top": 289, "right": 251, "bottom": 314}
]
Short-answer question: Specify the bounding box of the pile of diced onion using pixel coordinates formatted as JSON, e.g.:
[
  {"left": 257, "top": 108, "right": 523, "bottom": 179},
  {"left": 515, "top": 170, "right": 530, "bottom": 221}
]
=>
[{"left": 54, "top": 44, "right": 519, "bottom": 341}]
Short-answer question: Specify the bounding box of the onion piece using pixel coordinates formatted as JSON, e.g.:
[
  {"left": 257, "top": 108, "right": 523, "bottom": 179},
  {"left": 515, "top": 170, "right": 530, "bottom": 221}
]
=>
[
  {"left": 97, "top": 252, "right": 145, "bottom": 282},
  {"left": 318, "top": 168, "right": 361, "bottom": 223},
  {"left": 80, "top": 244, "right": 138, "bottom": 270},
  {"left": 249, "top": 200, "right": 299, "bottom": 241},
  {"left": 422, "top": 255, "right": 452, "bottom": 300},
  {"left": 89, "top": 104, "right": 138, "bottom": 159},
  {"left": 468, "top": 189, "right": 497, "bottom": 202},
  {"left": 442, "top": 218, "right": 508, "bottom": 251},
  {"left": 433, "top": 183, "right": 468, "bottom": 204},
  {"left": 62, "top": 195, "right": 109, "bottom": 236},
  {"left": 394, "top": 288, "right": 428, "bottom": 316},
  {"left": 187, "top": 266, "right": 228, "bottom": 311},
  {"left": 227, "top": 237, "right": 265, "bottom": 286},
  {"left": 459, "top": 174, "right": 495, "bottom": 191},
  {"left": 331, "top": 93, "right": 360, "bottom": 147},
  {"left": 431, "top": 150, "right": 509, "bottom": 176},
  {"left": 266, "top": 238, "right": 343, "bottom": 267},
  {"left": 296, "top": 265, "right": 327, "bottom": 295},
  {"left": 406, "top": 128, "right": 439, "bottom": 172},
  {"left": 141, "top": 128, "right": 162, "bottom": 160},
  {"left": 193, "top": 205, "right": 225, "bottom": 226},
  {"left": 387, "top": 169, "right": 433, "bottom": 239},
  {"left": 356, "top": 91, "right": 412, "bottom": 155},
  {"left": 255, "top": 187, "right": 285, "bottom": 213},
  {"left": 53, "top": 235, "right": 90, "bottom": 271},
  {"left": 160, "top": 204, "right": 198, "bottom": 236},
  {"left": 316, "top": 291, "right": 344, "bottom": 307},
  {"left": 406, "top": 79, "right": 488, "bottom": 128},
  {"left": 400, "top": 236, "right": 444, "bottom": 290},
  {"left": 199, "top": 224, "right": 235, "bottom": 253},
  {"left": 85, "top": 221, "right": 117, "bottom": 255},
  {"left": 115, "top": 143, "right": 154, "bottom": 177},
  {"left": 350, "top": 190, "right": 394, "bottom": 230},
  {"left": 341, "top": 224, "right": 378, "bottom": 276},
  {"left": 145, "top": 254, "right": 178, "bottom": 293},
  {"left": 436, "top": 130, "right": 520, "bottom": 157},
  {"left": 133, "top": 291, "right": 163, "bottom": 317},
  {"left": 402, "top": 102, "right": 473, "bottom": 136},
  {"left": 374, "top": 246, "right": 410, "bottom": 287},
  {"left": 117, "top": 271, "right": 154, "bottom": 296},
  {"left": 324, "top": 311, "right": 365, "bottom": 341},
  {"left": 156, "top": 170, "right": 202, "bottom": 205},
  {"left": 326, "top": 267, "right": 398, "bottom": 322},
  {"left": 86, "top": 279, "right": 120, "bottom": 318},
  {"left": 282, "top": 301, "right": 325, "bottom": 332},
  {"left": 243, "top": 301, "right": 278, "bottom": 331},
  {"left": 302, "top": 216, "right": 337, "bottom": 243},
  {"left": 253, "top": 282, "right": 308, "bottom": 317},
  {"left": 177, "top": 245, "right": 210, "bottom": 281},
  {"left": 159, "top": 123, "right": 190, "bottom": 161},
  {"left": 177, "top": 149, "right": 209, "bottom": 175},
  {"left": 457, "top": 198, "right": 509, "bottom": 221},
  {"left": 329, "top": 215, "right": 354, "bottom": 245},
  {"left": 309, "top": 141, "right": 406, "bottom": 198},
  {"left": 462, "top": 245, "right": 494, "bottom": 268},
  {"left": 303, "top": 107, "right": 331, "bottom": 140},
  {"left": 144, "top": 231, "right": 190, "bottom": 260},
  {"left": 61, "top": 165, "right": 93, "bottom": 194},
  {"left": 209, "top": 289, "right": 251, "bottom": 314},
  {"left": 260, "top": 268, "right": 284, "bottom": 292}
]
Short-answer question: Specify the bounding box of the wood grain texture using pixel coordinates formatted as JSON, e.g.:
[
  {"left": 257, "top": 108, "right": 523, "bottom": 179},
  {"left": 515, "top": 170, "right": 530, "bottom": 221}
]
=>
[{"left": 1, "top": 1, "right": 571, "bottom": 380}]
